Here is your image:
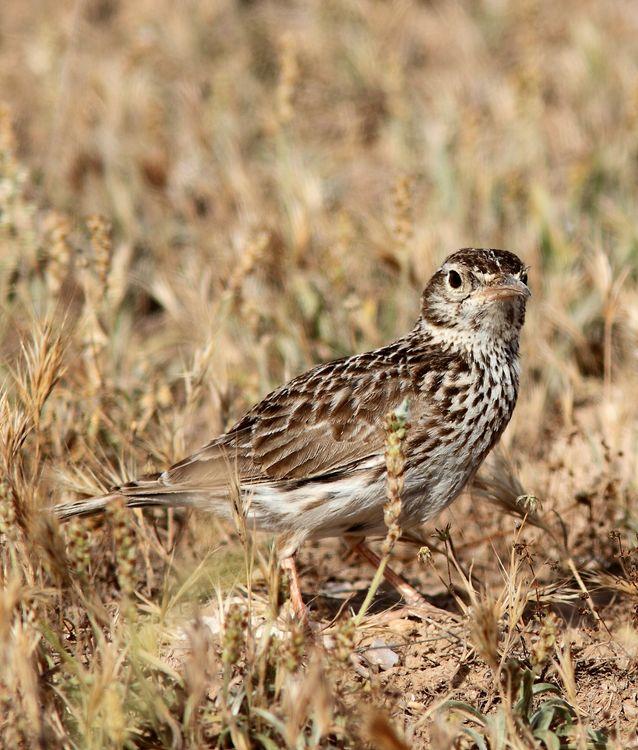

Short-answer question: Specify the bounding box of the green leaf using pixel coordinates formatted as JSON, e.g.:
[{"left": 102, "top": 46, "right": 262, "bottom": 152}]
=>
[
  {"left": 255, "top": 733, "right": 283, "bottom": 750},
  {"left": 515, "top": 668, "right": 535, "bottom": 717},
  {"left": 534, "top": 728, "right": 561, "bottom": 750},
  {"left": 530, "top": 703, "right": 555, "bottom": 731},
  {"left": 253, "top": 707, "right": 288, "bottom": 738},
  {"left": 486, "top": 710, "right": 507, "bottom": 750},
  {"left": 441, "top": 700, "right": 488, "bottom": 726},
  {"left": 459, "top": 726, "right": 489, "bottom": 750},
  {"left": 539, "top": 698, "right": 574, "bottom": 714},
  {"left": 586, "top": 727, "right": 611, "bottom": 749},
  {"left": 532, "top": 682, "right": 561, "bottom": 696}
]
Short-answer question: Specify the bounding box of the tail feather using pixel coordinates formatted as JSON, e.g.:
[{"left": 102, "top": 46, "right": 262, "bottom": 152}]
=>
[
  {"left": 53, "top": 484, "right": 223, "bottom": 522},
  {"left": 54, "top": 493, "right": 124, "bottom": 521}
]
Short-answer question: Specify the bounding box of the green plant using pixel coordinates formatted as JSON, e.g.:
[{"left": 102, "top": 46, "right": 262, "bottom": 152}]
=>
[{"left": 441, "top": 663, "right": 609, "bottom": 750}]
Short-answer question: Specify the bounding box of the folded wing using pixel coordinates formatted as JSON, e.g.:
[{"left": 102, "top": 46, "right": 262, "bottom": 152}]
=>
[{"left": 163, "top": 342, "right": 423, "bottom": 489}]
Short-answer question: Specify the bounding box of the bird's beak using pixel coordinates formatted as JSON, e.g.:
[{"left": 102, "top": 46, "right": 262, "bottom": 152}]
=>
[{"left": 480, "top": 275, "right": 531, "bottom": 302}]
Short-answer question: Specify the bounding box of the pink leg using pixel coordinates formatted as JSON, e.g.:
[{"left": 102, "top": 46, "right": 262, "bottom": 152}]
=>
[
  {"left": 354, "top": 541, "right": 452, "bottom": 617},
  {"left": 280, "top": 555, "right": 310, "bottom": 626},
  {"left": 353, "top": 541, "right": 426, "bottom": 606}
]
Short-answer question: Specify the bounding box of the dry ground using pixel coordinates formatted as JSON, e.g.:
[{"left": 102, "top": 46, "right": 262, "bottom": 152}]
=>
[{"left": 1, "top": 0, "right": 638, "bottom": 747}]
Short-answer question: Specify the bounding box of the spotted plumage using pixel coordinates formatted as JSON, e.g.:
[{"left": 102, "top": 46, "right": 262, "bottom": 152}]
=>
[{"left": 55, "top": 248, "right": 530, "bottom": 564}]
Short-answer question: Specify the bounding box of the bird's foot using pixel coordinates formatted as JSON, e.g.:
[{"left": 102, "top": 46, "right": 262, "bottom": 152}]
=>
[
  {"left": 353, "top": 541, "right": 455, "bottom": 619},
  {"left": 280, "top": 555, "right": 316, "bottom": 632}
]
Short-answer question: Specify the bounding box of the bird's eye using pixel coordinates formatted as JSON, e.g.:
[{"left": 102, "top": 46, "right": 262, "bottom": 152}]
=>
[
  {"left": 520, "top": 270, "right": 528, "bottom": 285},
  {"left": 447, "top": 270, "right": 463, "bottom": 289}
]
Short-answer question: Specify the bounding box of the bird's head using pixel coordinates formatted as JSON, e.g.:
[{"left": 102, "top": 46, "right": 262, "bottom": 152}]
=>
[{"left": 420, "top": 248, "right": 530, "bottom": 344}]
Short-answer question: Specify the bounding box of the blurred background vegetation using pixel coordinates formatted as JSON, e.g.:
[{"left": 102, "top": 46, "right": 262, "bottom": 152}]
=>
[{"left": 0, "top": 1, "right": 637, "bottom": 748}]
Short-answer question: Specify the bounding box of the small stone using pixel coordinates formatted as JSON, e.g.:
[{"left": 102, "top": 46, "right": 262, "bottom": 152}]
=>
[{"left": 362, "top": 638, "right": 400, "bottom": 670}]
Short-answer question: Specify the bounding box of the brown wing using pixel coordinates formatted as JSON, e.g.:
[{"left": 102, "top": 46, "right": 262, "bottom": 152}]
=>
[{"left": 164, "top": 339, "right": 425, "bottom": 487}]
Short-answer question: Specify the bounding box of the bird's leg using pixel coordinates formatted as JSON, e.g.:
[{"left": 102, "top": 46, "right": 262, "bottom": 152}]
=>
[
  {"left": 280, "top": 555, "right": 310, "bottom": 625},
  {"left": 352, "top": 541, "right": 426, "bottom": 606}
]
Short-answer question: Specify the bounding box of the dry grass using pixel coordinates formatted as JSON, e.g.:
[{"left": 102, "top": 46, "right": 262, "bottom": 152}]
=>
[{"left": 1, "top": 0, "right": 638, "bottom": 747}]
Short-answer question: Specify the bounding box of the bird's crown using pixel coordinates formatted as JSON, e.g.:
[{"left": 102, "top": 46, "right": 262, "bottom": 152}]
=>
[{"left": 443, "top": 247, "right": 526, "bottom": 276}]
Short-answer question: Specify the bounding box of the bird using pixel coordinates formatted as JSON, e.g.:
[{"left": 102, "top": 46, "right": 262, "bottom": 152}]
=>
[{"left": 54, "top": 247, "right": 530, "bottom": 621}]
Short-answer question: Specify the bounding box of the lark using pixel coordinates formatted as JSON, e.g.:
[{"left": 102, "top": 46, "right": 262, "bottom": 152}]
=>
[{"left": 55, "top": 248, "right": 530, "bottom": 620}]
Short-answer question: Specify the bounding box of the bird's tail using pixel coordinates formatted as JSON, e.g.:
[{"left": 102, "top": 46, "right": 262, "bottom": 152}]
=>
[
  {"left": 54, "top": 493, "right": 122, "bottom": 520},
  {"left": 53, "top": 476, "right": 221, "bottom": 522}
]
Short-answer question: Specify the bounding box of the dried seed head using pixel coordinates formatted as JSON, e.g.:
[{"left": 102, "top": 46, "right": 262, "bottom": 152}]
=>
[
  {"left": 531, "top": 611, "right": 561, "bottom": 674},
  {"left": 382, "top": 399, "right": 410, "bottom": 557},
  {"left": 516, "top": 493, "right": 540, "bottom": 514},
  {"left": 332, "top": 618, "right": 355, "bottom": 664},
  {"left": 44, "top": 211, "right": 73, "bottom": 296},
  {"left": 0, "top": 105, "right": 17, "bottom": 159},
  {"left": 392, "top": 174, "right": 414, "bottom": 250},
  {"left": 280, "top": 620, "right": 307, "bottom": 673},
  {"left": 468, "top": 595, "right": 501, "bottom": 670},
  {"left": 64, "top": 519, "right": 93, "bottom": 580},
  {"left": 277, "top": 33, "right": 299, "bottom": 125},
  {"left": 222, "top": 603, "right": 247, "bottom": 667},
  {"left": 106, "top": 498, "right": 137, "bottom": 597},
  {"left": 86, "top": 213, "right": 112, "bottom": 290},
  {"left": 226, "top": 231, "right": 268, "bottom": 298},
  {"left": 0, "top": 480, "right": 16, "bottom": 543}
]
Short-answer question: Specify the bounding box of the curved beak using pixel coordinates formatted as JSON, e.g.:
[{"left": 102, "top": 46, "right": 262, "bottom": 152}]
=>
[{"left": 480, "top": 274, "right": 531, "bottom": 302}]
